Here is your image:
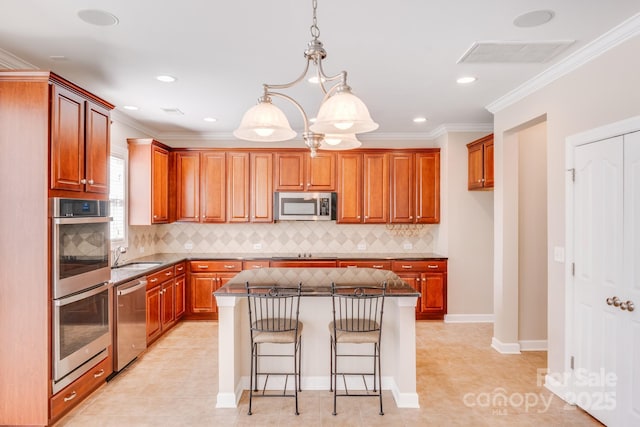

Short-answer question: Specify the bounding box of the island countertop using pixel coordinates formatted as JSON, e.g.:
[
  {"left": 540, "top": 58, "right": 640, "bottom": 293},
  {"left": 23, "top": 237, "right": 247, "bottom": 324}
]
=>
[{"left": 214, "top": 267, "right": 418, "bottom": 297}]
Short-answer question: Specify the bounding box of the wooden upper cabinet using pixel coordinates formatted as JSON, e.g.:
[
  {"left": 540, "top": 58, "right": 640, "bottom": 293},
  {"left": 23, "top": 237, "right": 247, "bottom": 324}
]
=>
[
  {"left": 201, "top": 152, "right": 226, "bottom": 223},
  {"left": 175, "top": 152, "right": 200, "bottom": 222},
  {"left": 275, "top": 152, "right": 305, "bottom": 191},
  {"left": 275, "top": 150, "right": 336, "bottom": 191},
  {"left": 250, "top": 152, "right": 273, "bottom": 222},
  {"left": 389, "top": 153, "right": 415, "bottom": 223},
  {"left": 227, "top": 152, "right": 250, "bottom": 223},
  {"left": 363, "top": 153, "right": 389, "bottom": 223},
  {"left": 415, "top": 151, "right": 440, "bottom": 223},
  {"left": 336, "top": 153, "right": 363, "bottom": 223},
  {"left": 50, "top": 83, "right": 110, "bottom": 195},
  {"left": 467, "top": 133, "right": 494, "bottom": 190},
  {"left": 128, "top": 139, "right": 170, "bottom": 225},
  {"left": 307, "top": 152, "right": 336, "bottom": 191}
]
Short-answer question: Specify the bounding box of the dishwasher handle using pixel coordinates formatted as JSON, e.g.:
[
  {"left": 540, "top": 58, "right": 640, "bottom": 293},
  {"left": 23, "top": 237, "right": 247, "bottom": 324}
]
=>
[{"left": 117, "top": 280, "right": 147, "bottom": 296}]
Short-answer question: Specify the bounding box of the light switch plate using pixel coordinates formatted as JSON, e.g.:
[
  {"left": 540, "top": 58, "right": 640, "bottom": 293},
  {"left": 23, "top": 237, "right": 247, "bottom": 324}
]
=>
[
  {"left": 357, "top": 243, "right": 366, "bottom": 250},
  {"left": 253, "top": 243, "right": 263, "bottom": 250},
  {"left": 554, "top": 246, "right": 565, "bottom": 262},
  {"left": 403, "top": 242, "right": 413, "bottom": 250},
  {"left": 185, "top": 242, "right": 193, "bottom": 250}
]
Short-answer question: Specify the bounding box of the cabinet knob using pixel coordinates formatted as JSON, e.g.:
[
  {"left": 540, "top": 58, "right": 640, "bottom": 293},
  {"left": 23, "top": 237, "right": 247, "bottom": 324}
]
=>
[
  {"left": 88, "top": 179, "right": 94, "bottom": 185},
  {"left": 409, "top": 216, "right": 413, "bottom": 219},
  {"left": 80, "top": 178, "right": 87, "bottom": 184}
]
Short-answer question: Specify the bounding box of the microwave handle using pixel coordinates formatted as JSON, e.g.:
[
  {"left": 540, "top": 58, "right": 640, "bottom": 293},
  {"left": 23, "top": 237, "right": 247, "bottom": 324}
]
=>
[
  {"left": 53, "top": 216, "right": 112, "bottom": 225},
  {"left": 54, "top": 282, "right": 111, "bottom": 306}
]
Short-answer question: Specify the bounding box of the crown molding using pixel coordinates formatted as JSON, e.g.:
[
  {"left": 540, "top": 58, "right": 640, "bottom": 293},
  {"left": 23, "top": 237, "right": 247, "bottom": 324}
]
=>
[
  {"left": 110, "top": 110, "right": 159, "bottom": 138},
  {"left": 486, "top": 12, "right": 640, "bottom": 114},
  {"left": 0, "top": 47, "right": 37, "bottom": 69}
]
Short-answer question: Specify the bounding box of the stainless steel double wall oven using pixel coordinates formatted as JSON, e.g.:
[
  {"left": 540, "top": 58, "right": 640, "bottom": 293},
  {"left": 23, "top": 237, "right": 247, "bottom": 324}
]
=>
[{"left": 50, "top": 198, "right": 112, "bottom": 393}]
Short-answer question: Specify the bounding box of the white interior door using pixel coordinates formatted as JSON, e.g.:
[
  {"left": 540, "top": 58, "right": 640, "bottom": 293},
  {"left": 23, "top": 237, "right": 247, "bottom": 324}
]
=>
[
  {"left": 573, "top": 135, "right": 623, "bottom": 426},
  {"left": 619, "top": 131, "right": 640, "bottom": 425}
]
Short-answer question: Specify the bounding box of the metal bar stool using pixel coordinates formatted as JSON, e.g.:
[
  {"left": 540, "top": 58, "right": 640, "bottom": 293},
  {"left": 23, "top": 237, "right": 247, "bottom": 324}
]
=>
[
  {"left": 246, "top": 282, "right": 303, "bottom": 415},
  {"left": 329, "top": 282, "right": 386, "bottom": 416}
]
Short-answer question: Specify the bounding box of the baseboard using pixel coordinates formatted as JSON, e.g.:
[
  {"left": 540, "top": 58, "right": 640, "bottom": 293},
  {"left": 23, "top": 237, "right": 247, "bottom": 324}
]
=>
[
  {"left": 444, "top": 314, "right": 494, "bottom": 323},
  {"left": 215, "top": 391, "right": 239, "bottom": 408},
  {"left": 491, "top": 336, "right": 521, "bottom": 354},
  {"left": 544, "top": 373, "right": 573, "bottom": 404},
  {"left": 519, "top": 340, "right": 548, "bottom": 351}
]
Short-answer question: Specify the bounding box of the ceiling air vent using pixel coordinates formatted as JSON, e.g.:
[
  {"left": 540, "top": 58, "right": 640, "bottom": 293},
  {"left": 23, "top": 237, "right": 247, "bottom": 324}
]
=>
[
  {"left": 457, "top": 40, "right": 574, "bottom": 63},
  {"left": 161, "top": 107, "right": 184, "bottom": 115}
]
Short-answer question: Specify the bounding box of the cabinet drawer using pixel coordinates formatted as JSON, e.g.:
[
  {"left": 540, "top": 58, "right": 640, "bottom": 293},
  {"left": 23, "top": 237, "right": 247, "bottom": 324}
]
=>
[
  {"left": 189, "top": 260, "right": 243, "bottom": 272},
  {"left": 50, "top": 355, "right": 112, "bottom": 420},
  {"left": 174, "top": 261, "right": 186, "bottom": 276},
  {"left": 337, "top": 260, "right": 391, "bottom": 270},
  {"left": 392, "top": 260, "right": 447, "bottom": 272},
  {"left": 147, "top": 266, "right": 174, "bottom": 288},
  {"left": 243, "top": 260, "right": 270, "bottom": 270}
]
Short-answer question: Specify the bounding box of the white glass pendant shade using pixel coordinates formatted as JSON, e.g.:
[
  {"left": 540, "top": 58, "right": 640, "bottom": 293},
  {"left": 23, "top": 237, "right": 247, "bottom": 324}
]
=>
[
  {"left": 233, "top": 101, "right": 297, "bottom": 142},
  {"left": 310, "top": 91, "right": 379, "bottom": 134},
  {"left": 319, "top": 133, "right": 362, "bottom": 150}
]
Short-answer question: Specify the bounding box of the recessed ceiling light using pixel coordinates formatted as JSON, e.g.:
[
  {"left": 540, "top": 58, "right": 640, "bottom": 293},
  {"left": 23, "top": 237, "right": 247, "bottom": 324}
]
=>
[
  {"left": 513, "top": 10, "right": 555, "bottom": 28},
  {"left": 122, "top": 105, "right": 139, "bottom": 111},
  {"left": 77, "top": 9, "right": 119, "bottom": 26},
  {"left": 456, "top": 76, "right": 477, "bottom": 84},
  {"left": 204, "top": 117, "right": 217, "bottom": 122},
  {"left": 156, "top": 75, "right": 177, "bottom": 83},
  {"left": 413, "top": 117, "right": 427, "bottom": 123}
]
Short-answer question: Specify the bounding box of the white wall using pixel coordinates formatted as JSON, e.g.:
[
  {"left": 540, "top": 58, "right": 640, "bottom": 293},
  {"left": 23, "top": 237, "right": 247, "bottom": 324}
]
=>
[{"left": 493, "top": 34, "right": 640, "bottom": 374}]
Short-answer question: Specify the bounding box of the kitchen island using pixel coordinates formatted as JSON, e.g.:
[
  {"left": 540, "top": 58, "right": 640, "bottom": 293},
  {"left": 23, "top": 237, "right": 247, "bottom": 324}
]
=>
[{"left": 213, "top": 268, "right": 420, "bottom": 409}]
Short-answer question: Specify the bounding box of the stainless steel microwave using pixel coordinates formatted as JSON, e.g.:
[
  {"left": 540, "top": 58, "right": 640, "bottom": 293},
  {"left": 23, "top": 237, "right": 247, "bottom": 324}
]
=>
[{"left": 274, "top": 192, "right": 336, "bottom": 221}]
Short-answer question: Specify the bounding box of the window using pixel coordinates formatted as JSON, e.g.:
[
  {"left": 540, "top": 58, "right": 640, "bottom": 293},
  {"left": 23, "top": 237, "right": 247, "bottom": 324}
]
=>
[{"left": 109, "top": 154, "right": 126, "bottom": 244}]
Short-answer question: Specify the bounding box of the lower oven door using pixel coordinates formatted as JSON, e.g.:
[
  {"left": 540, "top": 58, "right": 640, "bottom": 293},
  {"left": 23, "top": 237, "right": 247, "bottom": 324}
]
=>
[{"left": 53, "top": 282, "right": 112, "bottom": 384}]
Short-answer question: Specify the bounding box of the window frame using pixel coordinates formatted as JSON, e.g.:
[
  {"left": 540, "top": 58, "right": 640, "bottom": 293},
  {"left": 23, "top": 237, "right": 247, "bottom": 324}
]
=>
[{"left": 109, "top": 145, "right": 128, "bottom": 249}]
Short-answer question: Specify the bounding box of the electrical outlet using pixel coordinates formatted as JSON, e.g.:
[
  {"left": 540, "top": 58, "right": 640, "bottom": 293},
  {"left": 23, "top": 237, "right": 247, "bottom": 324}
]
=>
[
  {"left": 357, "top": 243, "right": 366, "bottom": 250},
  {"left": 139, "top": 247, "right": 145, "bottom": 253},
  {"left": 253, "top": 243, "right": 263, "bottom": 250},
  {"left": 554, "top": 246, "right": 565, "bottom": 262},
  {"left": 403, "top": 242, "right": 413, "bottom": 250},
  {"left": 185, "top": 242, "right": 193, "bottom": 250}
]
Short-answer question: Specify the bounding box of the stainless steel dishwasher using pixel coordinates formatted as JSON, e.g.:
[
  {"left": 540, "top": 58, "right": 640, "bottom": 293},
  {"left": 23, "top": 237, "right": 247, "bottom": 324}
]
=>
[{"left": 113, "top": 277, "right": 147, "bottom": 372}]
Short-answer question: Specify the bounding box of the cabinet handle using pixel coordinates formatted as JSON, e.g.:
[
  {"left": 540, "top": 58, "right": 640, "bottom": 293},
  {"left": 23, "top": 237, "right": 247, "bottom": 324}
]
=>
[
  {"left": 80, "top": 178, "right": 87, "bottom": 184},
  {"left": 88, "top": 179, "right": 94, "bottom": 185},
  {"left": 401, "top": 265, "right": 413, "bottom": 269},
  {"left": 372, "top": 264, "right": 383, "bottom": 269},
  {"left": 198, "top": 265, "right": 209, "bottom": 269},
  {"left": 427, "top": 265, "right": 439, "bottom": 269},
  {"left": 93, "top": 369, "right": 105, "bottom": 378},
  {"left": 165, "top": 271, "right": 172, "bottom": 276},
  {"left": 63, "top": 391, "right": 77, "bottom": 402},
  {"left": 150, "top": 278, "right": 158, "bottom": 283},
  {"left": 177, "top": 266, "right": 184, "bottom": 271},
  {"left": 251, "top": 265, "right": 263, "bottom": 269},
  {"left": 224, "top": 264, "right": 236, "bottom": 269}
]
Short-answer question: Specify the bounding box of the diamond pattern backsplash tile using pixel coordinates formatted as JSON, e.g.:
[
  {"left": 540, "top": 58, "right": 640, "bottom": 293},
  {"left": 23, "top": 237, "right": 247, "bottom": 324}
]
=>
[{"left": 128, "top": 222, "right": 437, "bottom": 256}]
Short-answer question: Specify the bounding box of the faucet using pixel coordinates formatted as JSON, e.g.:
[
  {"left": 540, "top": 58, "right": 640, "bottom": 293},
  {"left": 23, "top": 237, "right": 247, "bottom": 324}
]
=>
[{"left": 113, "top": 246, "right": 127, "bottom": 267}]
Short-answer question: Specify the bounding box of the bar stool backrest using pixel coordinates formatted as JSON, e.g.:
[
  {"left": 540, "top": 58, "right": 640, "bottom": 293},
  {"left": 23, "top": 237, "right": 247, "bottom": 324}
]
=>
[
  {"left": 331, "top": 282, "right": 386, "bottom": 337},
  {"left": 246, "top": 283, "right": 302, "bottom": 336}
]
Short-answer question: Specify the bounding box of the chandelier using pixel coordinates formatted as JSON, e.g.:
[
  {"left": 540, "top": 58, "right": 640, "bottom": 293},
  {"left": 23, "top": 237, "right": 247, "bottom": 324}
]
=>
[{"left": 233, "top": 0, "right": 378, "bottom": 157}]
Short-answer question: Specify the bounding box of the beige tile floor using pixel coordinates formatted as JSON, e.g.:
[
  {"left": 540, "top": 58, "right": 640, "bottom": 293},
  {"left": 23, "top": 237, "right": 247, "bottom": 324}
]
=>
[{"left": 55, "top": 321, "right": 602, "bottom": 426}]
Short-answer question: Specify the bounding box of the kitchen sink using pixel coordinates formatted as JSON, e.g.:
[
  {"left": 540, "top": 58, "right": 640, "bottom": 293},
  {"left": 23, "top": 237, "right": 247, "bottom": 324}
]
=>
[{"left": 113, "top": 262, "right": 162, "bottom": 270}]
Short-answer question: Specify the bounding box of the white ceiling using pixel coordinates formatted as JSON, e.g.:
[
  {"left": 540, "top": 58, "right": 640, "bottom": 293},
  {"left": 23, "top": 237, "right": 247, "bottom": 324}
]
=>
[{"left": 1, "top": 0, "right": 639, "bottom": 146}]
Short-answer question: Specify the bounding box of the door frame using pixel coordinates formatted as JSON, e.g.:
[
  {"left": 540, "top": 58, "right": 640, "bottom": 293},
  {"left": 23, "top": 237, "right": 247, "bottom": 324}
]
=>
[{"left": 562, "top": 115, "right": 640, "bottom": 403}]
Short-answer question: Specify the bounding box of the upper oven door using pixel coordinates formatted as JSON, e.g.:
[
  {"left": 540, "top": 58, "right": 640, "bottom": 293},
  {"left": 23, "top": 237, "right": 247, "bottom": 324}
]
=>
[{"left": 52, "top": 216, "right": 111, "bottom": 299}]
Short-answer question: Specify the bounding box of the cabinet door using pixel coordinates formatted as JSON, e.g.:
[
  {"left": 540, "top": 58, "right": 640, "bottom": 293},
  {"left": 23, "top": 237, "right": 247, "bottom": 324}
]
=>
[
  {"left": 146, "top": 286, "right": 162, "bottom": 342},
  {"left": 396, "top": 272, "right": 421, "bottom": 315},
  {"left": 389, "top": 153, "right": 415, "bottom": 223},
  {"left": 307, "top": 152, "right": 336, "bottom": 191},
  {"left": 420, "top": 272, "right": 446, "bottom": 314},
  {"left": 191, "top": 274, "right": 216, "bottom": 313},
  {"left": 336, "top": 153, "right": 362, "bottom": 223},
  {"left": 483, "top": 139, "right": 494, "bottom": 188},
  {"left": 467, "top": 142, "right": 484, "bottom": 190},
  {"left": 415, "top": 152, "right": 440, "bottom": 224},
  {"left": 250, "top": 152, "right": 273, "bottom": 222},
  {"left": 227, "top": 152, "right": 250, "bottom": 223},
  {"left": 274, "top": 152, "right": 305, "bottom": 191},
  {"left": 201, "top": 152, "right": 226, "bottom": 223},
  {"left": 84, "top": 101, "right": 110, "bottom": 194},
  {"left": 50, "top": 84, "right": 85, "bottom": 192},
  {"left": 152, "top": 146, "right": 169, "bottom": 223},
  {"left": 175, "top": 152, "right": 200, "bottom": 222},
  {"left": 363, "top": 153, "right": 388, "bottom": 223},
  {"left": 161, "top": 281, "right": 175, "bottom": 329},
  {"left": 174, "top": 274, "right": 186, "bottom": 319}
]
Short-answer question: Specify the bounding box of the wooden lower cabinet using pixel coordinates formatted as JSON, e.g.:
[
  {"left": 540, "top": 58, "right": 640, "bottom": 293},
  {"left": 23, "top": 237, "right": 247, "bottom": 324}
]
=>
[
  {"left": 50, "top": 354, "right": 112, "bottom": 422},
  {"left": 392, "top": 260, "right": 447, "bottom": 320},
  {"left": 145, "top": 265, "right": 180, "bottom": 344},
  {"left": 187, "top": 260, "right": 242, "bottom": 319},
  {"left": 146, "top": 285, "right": 162, "bottom": 342},
  {"left": 175, "top": 272, "right": 186, "bottom": 319}
]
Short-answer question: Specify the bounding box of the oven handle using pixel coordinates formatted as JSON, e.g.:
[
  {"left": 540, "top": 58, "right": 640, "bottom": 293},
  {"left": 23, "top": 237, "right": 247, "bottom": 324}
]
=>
[
  {"left": 117, "top": 280, "right": 147, "bottom": 296},
  {"left": 54, "top": 282, "right": 111, "bottom": 306},
  {"left": 53, "top": 216, "right": 112, "bottom": 225}
]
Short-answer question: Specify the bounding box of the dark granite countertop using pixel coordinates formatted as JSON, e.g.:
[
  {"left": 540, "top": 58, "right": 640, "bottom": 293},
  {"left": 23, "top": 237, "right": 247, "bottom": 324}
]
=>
[
  {"left": 214, "top": 268, "right": 418, "bottom": 297},
  {"left": 110, "top": 252, "right": 447, "bottom": 285}
]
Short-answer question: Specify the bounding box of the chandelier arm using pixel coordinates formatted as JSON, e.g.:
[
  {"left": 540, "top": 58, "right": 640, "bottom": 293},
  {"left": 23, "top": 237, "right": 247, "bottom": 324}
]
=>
[
  {"left": 267, "top": 91, "right": 312, "bottom": 133},
  {"left": 317, "top": 61, "right": 346, "bottom": 95},
  {"left": 264, "top": 59, "right": 312, "bottom": 91}
]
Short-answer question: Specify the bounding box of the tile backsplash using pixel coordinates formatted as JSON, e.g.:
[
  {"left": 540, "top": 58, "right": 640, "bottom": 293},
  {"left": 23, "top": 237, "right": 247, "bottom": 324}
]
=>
[{"left": 128, "top": 222, "right": 437, "bottom": 256}]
